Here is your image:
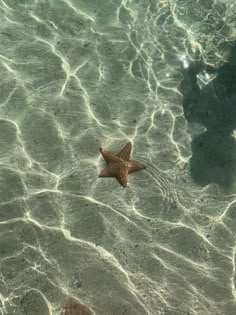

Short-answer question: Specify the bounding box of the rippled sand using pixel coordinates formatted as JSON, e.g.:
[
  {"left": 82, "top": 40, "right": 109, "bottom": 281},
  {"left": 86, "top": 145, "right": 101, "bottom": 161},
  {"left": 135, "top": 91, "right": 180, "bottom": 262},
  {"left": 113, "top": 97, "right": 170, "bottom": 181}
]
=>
[{"left": 0, "top": 0, "right": 236, "bottom": 314}]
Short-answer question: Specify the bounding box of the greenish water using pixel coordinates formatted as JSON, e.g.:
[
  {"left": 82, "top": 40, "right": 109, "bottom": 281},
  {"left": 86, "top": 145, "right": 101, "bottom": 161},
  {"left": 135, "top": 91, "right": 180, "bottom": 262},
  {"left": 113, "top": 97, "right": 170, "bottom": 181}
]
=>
[{"left": 0, "top": 1, "right": 236, "bottom": 314}]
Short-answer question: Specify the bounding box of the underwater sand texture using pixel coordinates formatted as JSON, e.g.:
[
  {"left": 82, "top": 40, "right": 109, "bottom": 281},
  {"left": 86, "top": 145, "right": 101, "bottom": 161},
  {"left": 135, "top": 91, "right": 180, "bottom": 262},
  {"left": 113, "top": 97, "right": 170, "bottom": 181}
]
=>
[{"left": 0, "top": 0, "right": 236, "bottom": 315}]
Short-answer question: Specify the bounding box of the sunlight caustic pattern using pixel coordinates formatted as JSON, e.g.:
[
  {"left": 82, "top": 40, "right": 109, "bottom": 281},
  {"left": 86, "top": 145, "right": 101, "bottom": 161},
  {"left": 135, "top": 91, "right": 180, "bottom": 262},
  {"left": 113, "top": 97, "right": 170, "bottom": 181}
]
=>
[{"left": 0, "top": 0, "right": 236, "bottom": 314}]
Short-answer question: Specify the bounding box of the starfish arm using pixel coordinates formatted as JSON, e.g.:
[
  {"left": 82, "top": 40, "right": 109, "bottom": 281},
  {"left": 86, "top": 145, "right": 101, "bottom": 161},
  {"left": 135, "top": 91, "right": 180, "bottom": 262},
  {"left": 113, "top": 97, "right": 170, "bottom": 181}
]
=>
[
  {"left": 116, "top": 164, "right": 129, "bottom": 187},
  {"left": 99, "top": 162, "right": 118, "bottom": 177},
  {"left": 99, "top": 147, "right": 120, "bottom": 164},
  {"left": 116, "top": 142, "right": 132, "bottom": 160},
  {"left": 128, "top": 160, "right": 145, "bottom": 174}
]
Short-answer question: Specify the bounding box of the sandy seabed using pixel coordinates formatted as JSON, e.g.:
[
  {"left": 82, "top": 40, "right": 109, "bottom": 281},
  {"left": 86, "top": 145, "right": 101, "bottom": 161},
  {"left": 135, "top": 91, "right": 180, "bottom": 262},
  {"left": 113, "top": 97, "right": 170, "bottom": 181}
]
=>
[{"left": 0, "top": 0, "right": 236, "bottom": 314}]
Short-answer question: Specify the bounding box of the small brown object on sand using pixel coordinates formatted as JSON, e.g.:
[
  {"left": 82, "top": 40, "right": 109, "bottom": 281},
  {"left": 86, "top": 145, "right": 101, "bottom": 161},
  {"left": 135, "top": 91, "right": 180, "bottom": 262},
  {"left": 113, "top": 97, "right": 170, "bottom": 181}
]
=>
[
  {"left": 61, "top": 303, "right": 92, "bottom": 315},
  {"left": 99, "top": 142, "right": 145, "bottom": 187}
]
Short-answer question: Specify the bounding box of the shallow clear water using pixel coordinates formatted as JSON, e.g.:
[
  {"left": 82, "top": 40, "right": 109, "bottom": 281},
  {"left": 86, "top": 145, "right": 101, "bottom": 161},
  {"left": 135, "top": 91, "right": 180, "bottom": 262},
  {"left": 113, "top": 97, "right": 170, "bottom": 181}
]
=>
[{"left": 0, "top": 1, "right": 236, "bottom": 314}]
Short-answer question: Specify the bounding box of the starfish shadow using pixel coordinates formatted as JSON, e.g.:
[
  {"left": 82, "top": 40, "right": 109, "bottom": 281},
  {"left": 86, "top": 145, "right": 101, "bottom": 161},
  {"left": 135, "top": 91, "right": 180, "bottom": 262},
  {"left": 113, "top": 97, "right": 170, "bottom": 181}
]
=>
[{"left": 179, "top": 42, "right": 236, "bottom": 187}]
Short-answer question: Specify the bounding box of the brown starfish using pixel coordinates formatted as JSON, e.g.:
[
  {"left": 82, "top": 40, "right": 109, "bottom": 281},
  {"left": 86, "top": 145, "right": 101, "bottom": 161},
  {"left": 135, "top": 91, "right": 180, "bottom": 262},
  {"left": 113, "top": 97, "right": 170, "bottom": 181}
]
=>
[
  {"left": 61, "top": 303, "right": 92, "bottom": 315},
  {"left": 99, "top": 142, "right": 145, "bottom": 187}
]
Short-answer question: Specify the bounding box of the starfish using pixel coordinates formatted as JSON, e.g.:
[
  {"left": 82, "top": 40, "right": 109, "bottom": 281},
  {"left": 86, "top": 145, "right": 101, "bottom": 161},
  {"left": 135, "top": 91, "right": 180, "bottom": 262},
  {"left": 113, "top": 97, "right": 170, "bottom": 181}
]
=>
[
  {"left": 99, "top": 142, "right": 145, "bottom": 187},
  {"left": 61, "top": 303, "right": 92, "bottom": 315}
]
